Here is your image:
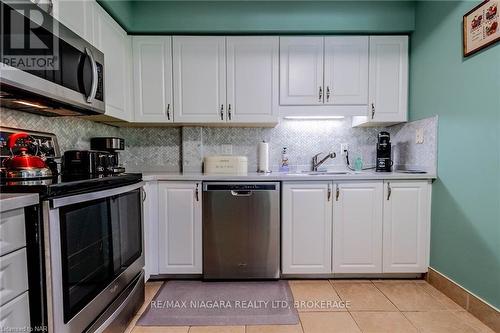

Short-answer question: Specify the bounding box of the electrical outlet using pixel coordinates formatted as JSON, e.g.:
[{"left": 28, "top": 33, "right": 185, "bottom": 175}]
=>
[
  {"left": 416, "top": 128, "right": 424, "bottom": 144},
  {"left": 340, "top": 143, "right": 349, "bottom": 155}
]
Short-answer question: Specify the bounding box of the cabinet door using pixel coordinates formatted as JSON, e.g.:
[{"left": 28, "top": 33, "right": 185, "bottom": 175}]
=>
[
  {"left": 56, "top": 0, "right": 94, "bottom": 44},
  {"left": 93, "top": 6, "right": 133, "bottom": 121},
  {"left": 133, "top": 37, "right": 173, "bottom": 122},
  {"left": 383, "top": 181, "right": 431, "bottom": 273},
  {"left": 368, "top": 36, "right": 408, "bottom": 122},
  {"left": 158, "top": 182, "right": 202, "bottom": 274},
  {"left": 279, "top": 37, "right": 324, "bottom": 105},
  {"left": 282, "top": 182, "right": 332, "bottom": 274},
  {"left": 324, "top": 37, "right": 368, "bottom": 105},
  {"left": 173, "top": 36, "right": 226, "bottom": 123},
  {"left": 333, "top": 182, "right": 383, "bottom": 273},
  {"left": 226, "top": 36, "right": 279, "bottom": 123}
]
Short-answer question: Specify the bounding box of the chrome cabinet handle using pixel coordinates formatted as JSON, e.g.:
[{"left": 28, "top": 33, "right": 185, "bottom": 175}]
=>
[
  {"left": 166, "top": 104, "right": 171, "bottom": 120},
  {"left": 371, "top": 103, "right": 375, "bottom": 119},
  {"left": 326, "top": 86, "right": 331, "bottom": 102},
  {"left": 387, "top": 183, "right": 391, "bottom": 200},
  {"left": 335, "top": 185, "right": 340, "bottom": 201},
  {"left": 319, "top": 86, "right": 323, "bottom": 102},
  {"left": 220, "top": 104, "right": 224, "bottom": 120},
  {"left": 327, "top": 184, "right": 332, "bottom": 201},
  {"left": 142, "top": 188, "right": 147, "bottom": 202},
  {"left": 228, "top": 104, "right": 232, "bottom": 121},
  {"left": 85, "top": 48, "right": 98, "bottom": 104},
  {"left": 195, "top": 183, "right": 200, "bottom": 201}
]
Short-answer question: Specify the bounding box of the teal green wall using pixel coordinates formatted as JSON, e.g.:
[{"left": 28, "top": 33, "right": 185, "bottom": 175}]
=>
[
  {"left": 410, "top": 1, "right": 500, "bottom": 308},
  {"left": 98, "top": 1, "right": 415, "bottom": 34}
]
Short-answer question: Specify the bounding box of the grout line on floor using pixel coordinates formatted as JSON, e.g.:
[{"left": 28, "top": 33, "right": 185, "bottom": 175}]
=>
[
  {"left": 400, "top": 311, "right": 419, "bottom": 331},
  {"left": 371, "top": 279, "right": 405, "bottom": 312},
  {"left": 347, "top": 310, "right": 363, "bottom": 332}
]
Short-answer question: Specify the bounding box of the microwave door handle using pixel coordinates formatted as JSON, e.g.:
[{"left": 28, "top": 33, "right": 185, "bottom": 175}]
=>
[{"left": 85, "top": 47, "right": 98, "bottom": 104}]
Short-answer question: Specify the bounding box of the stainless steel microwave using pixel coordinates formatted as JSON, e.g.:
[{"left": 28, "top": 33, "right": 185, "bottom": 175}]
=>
[{"left": 0, "top": 1, "right": 105, "bottom": 116}]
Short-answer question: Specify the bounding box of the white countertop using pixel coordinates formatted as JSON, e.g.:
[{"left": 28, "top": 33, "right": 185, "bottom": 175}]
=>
[
  {"left": 141, "top": 171, "right": 436, "bottom": 182},
  {"left": 0, "top": 193, "right": 39, "bottom": 212}
]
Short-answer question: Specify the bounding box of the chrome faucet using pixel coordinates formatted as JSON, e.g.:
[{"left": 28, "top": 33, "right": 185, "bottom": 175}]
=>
[{"left": 312, "top": 152, "right": 336, "bottom": 172}]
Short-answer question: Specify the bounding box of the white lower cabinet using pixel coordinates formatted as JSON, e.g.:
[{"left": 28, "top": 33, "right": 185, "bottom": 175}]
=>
[
  {"left": 158, "top": 182, "right": 202, "bottom": 274},
  {"left": 282, "top": 182, "right": 333, "bottom": 274},
  {"left": 333, "top": 182, "right": 383, "bottom": 273},
  {"left": 383, "top": 180, "right": 431, "bottom": 273},
  {"left": 282, "top": 180, "right": 431, "bottom": 275},
  {"left": 0, "top": 209, "right": 30, "bottom": 328}
]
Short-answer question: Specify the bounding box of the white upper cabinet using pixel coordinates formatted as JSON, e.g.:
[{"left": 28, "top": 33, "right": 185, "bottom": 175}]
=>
[
  {"left": 93, "top": 4, "right": 133, "bottom": 121},
  {"left": 279, "top": 37, "right": 324, "bottom": 105},
  {"left": 158, "top": 181, "right": 202, "bottom": 274},
  {"left": 132, "top": 37, "right": 173, "bottom": 122},
  {"left": 353, "top": 36, "right": 408, "bottom": 127},
  {"left": 173, "top": 36, "right": 226, "bottom": 123},
  {"left": 383, "top": 181, "right": 431, "bottom": 273},
  {"left": 226, "top": 37, "right": 279, "bottom": 123},
  {"left": 55, "top": 0, "right": 95, "bottom": 44},
  {"left": 333, "top": 181, "right": 383, "bottom": 273},
  {"left": 282, "top": 182, "right": 333, "bottom": 274},
  {"left": 324, "top": 36, "right": 368, "bottom": 105}
]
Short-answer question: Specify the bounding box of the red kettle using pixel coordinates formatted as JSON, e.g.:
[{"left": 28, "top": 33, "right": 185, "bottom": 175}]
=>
[{"left": 2, "top": 132, "right": 52, "bottom": 178}]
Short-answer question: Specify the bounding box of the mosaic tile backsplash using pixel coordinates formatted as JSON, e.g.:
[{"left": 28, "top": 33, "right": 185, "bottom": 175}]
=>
[
  {"left": 182, "top": 116, "right": 438, "bottom": 174},
  {"left": 0, "top": 107, "right": 437, "bottom": 174},
  {"left": 0, "top": 108, "right": 181, "bottom": 172}
]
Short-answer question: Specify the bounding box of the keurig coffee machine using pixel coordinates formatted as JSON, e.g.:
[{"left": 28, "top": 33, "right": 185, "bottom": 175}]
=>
[{"left": 376, "top": 131, "right": 392, "bottom": 172}]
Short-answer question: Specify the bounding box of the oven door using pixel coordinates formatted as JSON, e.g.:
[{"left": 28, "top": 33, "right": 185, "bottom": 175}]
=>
[{"left": 43, "top": 182, "right": 144, "bottom": 333}]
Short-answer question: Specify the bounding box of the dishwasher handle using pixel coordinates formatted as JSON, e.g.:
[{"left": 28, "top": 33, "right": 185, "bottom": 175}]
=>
[
  {"left": 203, "top": 183, "right": 279, "bottom": 191},
  {"left": 231, "top": 190, "right": 253, "bottom": 197}
]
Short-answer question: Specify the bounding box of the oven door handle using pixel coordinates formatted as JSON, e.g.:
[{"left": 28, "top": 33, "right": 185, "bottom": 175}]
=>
[{"left": 50, "top": 181, "right": 145, "bottom": 208}]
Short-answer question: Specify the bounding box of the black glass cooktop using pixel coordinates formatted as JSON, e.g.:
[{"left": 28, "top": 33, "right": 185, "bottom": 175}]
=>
[{"left": 0, "top": 173, "right": 142, "bottom": 199}]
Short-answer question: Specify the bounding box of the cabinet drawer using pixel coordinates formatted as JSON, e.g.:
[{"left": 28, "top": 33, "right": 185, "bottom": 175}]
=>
[
  {"left": 0, "top": 248, "right": 29, "bottom": 306},
  {"left": 0, "top": 208, "right": 26, "bottom": 256},
  {"left": 0, "top": 292, "right": 30, "bottom": 330}
]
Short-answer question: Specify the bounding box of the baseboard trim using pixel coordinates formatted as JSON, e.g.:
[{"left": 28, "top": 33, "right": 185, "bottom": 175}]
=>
[{"left": 427, "top": 267, "right": 499, "bottom": 332}]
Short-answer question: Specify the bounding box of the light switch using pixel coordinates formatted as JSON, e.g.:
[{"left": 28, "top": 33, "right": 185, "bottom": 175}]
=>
[{"left": 416, "top": 128, "right": 424, "bottom": 144}]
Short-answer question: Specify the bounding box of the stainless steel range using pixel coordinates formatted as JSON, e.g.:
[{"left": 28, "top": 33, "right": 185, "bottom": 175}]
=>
[{"left": 0, "top": 127, "right": 145, "bottom": 333}]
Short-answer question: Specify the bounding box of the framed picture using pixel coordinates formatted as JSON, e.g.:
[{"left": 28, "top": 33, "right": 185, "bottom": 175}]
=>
[{"left": 463, "top": 0, "right": 499, "bottom": 56}]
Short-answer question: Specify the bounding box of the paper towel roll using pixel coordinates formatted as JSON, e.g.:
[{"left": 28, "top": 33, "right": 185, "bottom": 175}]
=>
[{"left": 258, "top": 141, "right": 270, "bottom": 172}]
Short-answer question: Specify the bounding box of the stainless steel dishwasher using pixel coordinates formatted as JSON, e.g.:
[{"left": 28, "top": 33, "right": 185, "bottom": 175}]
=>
[{"left": 202, "top": 182, "right": 280, "bottom": 280}]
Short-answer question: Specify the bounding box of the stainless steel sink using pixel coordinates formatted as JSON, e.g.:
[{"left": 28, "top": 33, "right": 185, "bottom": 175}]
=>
[{"left": 287, "top": 171, "right": 351, "bottom": 176}]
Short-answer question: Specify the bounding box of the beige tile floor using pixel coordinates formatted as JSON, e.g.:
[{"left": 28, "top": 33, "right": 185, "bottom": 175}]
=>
[{"left": 126, "top": 279, "right": 494, "bottom": 333}]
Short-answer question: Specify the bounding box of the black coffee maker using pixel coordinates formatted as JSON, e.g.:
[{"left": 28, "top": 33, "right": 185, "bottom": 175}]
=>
[
  {"left": 376, "top": 131, "right": 392, "bottom": 172},
  {"left": 90, "top": 137, "right": 126, "bottom": 174}
]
